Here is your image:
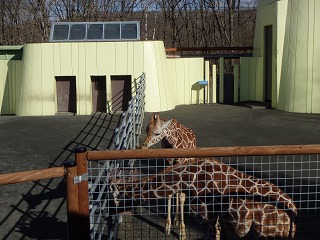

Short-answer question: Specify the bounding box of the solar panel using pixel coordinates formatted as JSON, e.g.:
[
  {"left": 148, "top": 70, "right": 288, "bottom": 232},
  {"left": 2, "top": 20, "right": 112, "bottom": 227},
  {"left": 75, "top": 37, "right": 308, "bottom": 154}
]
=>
[{"left": 49, "top": 22, "right": 140, "bottom": 42}]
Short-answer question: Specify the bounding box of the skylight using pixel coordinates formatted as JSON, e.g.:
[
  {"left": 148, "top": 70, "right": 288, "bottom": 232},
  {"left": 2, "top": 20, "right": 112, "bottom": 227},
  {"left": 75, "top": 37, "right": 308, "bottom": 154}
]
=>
[{"left": 49, "top": 22, "right": 140, "bottom": 42}]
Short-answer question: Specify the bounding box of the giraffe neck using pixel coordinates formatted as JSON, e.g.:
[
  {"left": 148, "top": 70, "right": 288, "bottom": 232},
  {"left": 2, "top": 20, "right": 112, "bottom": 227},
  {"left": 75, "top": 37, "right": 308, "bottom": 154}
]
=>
[{"left": 162, "top": 118, "right": 196, "bottom": 148}]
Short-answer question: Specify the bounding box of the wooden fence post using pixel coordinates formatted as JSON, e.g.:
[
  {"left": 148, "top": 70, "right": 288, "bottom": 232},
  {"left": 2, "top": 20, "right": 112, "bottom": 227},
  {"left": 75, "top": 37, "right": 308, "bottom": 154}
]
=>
[
  {"left": 75, "top": 146, "right": 90, "bottom": 240},
  {"left": 65, "top": 160, "right": 80, "bottom": 240},
  {"left": 65, "top": 147, "right": 90, "bottom": 240}
]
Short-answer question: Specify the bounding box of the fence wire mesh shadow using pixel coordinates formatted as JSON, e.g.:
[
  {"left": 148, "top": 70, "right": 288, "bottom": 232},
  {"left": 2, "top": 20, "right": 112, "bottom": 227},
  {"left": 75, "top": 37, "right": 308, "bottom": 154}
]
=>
[
  {"left": 87, "top": 147, "right": 320, "bottom": 240},
  {"left": 0, "top": 72, "right": 146, "bottom": 240},
  {"left": 0, "top": 112, "right": 122, "bottom": 239}
]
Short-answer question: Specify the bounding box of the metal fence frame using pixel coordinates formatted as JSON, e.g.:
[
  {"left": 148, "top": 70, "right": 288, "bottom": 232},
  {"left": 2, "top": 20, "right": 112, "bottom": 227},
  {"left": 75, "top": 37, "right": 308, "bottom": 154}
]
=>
[
  {"left": 88, "top": 72, "right": 146, "bottom": 239},
  {"left": 81, "top": 144, "right": 320, "bottom": 240}
]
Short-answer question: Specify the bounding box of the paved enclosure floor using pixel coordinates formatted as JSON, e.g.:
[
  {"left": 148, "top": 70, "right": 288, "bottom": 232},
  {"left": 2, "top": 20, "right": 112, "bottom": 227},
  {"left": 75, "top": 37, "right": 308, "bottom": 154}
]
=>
[{"left": 1, "top": 104, "right": 320, "bottom": 239}]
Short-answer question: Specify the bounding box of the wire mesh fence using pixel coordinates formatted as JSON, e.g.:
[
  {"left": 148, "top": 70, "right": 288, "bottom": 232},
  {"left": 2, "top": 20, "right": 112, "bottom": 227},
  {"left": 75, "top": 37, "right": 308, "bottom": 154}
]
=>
[
  {"left": 87, "top": 146, "right": 320, "bottom": 240},
  {"left": 88, "top": 72, "right": 146, "bottom": 239}
]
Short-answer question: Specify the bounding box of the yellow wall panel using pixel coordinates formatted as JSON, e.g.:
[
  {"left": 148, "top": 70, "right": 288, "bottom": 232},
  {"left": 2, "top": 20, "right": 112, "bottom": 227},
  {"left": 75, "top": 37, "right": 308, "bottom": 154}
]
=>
[
  {"left": 53, "top": 43, "right": 61, "bottom": 76},
  {"left": 78, "top": 42, "right": 88, "bottom": 115},
  {"left": 115, "top": 42, "right": 128, "bottom": 74},
  {"left": 127, "top": 42, "right": 134, "bottom": 74},
  {"left": 133, "top": 42, "right": 144, "bottom": 77},
  {"left": 41, "top": 44, "right": 55, "bottom": 115},
  {"left": 292, "top": 0, "right": 308, "bottom": 112},
  {"left": 311, "top": 0, "right": 320, "bottom": 113},
  {"left": 105, "top": 43, "right": 116, "bottom": 75},
  {"left": 85, "top": 42, "right": 98, "bottom": 76},
  {"left": 0, "top": 61, "right": 9, "bottom": 114},
  {"left": 143, "top": 41, "right": 162, "bottom": 112},
  {"left": 27, "top": 44, "right": 43, "bottom": 115},
  {"left": 59, "top": 43, "right": 73, "bottom": 76},
  {"left": 4, "top": 41, "right": 205, "bottom": 116},
  {"left": 96, "top": 42, "right": 109, "bottom": 75},
  {"left": 306, "top": 0, "right": 315, "bottom": 113}
]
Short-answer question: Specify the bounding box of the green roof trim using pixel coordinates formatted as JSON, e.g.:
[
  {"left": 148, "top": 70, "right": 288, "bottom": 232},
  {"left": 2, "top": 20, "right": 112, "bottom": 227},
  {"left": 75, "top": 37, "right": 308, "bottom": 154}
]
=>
[
  {"left": 0, "top": 45, "right": 23, "bottom": 60},
  {"left": 0, "top": 45, "right": 24, "bottom": 50}
]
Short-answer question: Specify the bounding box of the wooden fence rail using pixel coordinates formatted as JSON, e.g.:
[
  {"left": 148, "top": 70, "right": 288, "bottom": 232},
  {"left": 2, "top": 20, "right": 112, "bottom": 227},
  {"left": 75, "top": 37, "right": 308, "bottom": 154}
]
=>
[
  {"left": 0, "top": 147, "right": 90, "bottom": 240},
  {"left": 86, "top": 144, "right": 320, "bottom": 161},
  {"left": 1, "top": 144, "right": 320, "bottom": 240},
  {"left": 0, "top": 167, "right": 66, "bottom": 186}
]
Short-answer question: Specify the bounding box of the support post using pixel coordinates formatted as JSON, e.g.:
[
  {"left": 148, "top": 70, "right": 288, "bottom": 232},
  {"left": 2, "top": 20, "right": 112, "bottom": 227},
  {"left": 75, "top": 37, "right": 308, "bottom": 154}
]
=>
[
  {"left": 234, "top": 64, "right": 239, "bottom": 103},
  {"left": 65, "top": 160, "right": 80, "bottom": 240},
  {"left": 212, "top": 65, "right": 217, "bottom": 103},
  {"left": 65, "top": 147, "right": 90, "bottom": 240},
  {"left": 219, "top": 57, "right": 224, "bottom": 103},
  {"left": 75, "top": 147, "right": 90, "bottom": 240},
  {"left": 205, "top": 61, "right": 210, "bottom": 103}
]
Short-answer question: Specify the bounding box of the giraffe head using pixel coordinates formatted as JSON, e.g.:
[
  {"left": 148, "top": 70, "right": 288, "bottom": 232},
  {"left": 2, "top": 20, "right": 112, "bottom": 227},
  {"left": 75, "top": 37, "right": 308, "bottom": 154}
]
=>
[
  {"left": 108, "top": 168, "right": 138, "bottom": 207},
  {"left": 140, "top": 113, "right": 171, "bottom": 149}
]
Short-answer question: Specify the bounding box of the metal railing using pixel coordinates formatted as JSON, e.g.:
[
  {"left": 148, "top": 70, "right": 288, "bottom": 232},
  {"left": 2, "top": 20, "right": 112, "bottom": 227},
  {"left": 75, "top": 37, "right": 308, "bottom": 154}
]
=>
[
  {"left": 88, "top": 72, "right": 146, "bottom": 239},
  {"left": 77, "top": 144, "right": 320, "bottom": 240}
]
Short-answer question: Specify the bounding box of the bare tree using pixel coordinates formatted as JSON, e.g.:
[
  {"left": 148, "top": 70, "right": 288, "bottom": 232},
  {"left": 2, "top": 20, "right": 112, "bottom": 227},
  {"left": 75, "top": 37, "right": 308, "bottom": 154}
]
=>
[{"left": 0, "top": 0, "right": 257, "bottom": 47}]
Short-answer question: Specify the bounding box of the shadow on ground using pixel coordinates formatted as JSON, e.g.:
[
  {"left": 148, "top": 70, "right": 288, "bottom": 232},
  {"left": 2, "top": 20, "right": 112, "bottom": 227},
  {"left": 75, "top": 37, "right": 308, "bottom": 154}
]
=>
[{"left": 0, "top": 111, "right": 123, "bottom": 239}]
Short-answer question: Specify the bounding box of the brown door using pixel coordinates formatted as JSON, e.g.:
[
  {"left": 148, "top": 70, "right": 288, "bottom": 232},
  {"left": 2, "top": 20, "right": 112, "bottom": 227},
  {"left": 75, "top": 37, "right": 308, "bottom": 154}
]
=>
[
  {"left": 265, "top": 25, "right": 273, "bottom": 104},
  {"left": 56, "top": 76, "right": 76, "bottom": 113},
  {"left": 92, "top": 76, "right": 106, "bottom": 112},
  {"left": 111, "top": 75, "right": 131, "bottom": 111}
]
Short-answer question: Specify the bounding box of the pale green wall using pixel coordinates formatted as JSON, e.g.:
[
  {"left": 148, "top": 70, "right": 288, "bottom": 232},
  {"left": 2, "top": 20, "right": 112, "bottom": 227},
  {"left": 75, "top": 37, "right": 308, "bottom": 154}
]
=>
[
  {"left": 240, "top": 57, "right": 262, "bottom": 101},
  {"left": 167, "top": 58, "right": 205, "bottom": 105},
  {"left": 0, "top": 41, "right": 204, "bottom": 116},
  {"left": 278, "top": 0, "right": 320, "bottom": 113},
  {"left": 0, "top": 60, "right": 22, "bottom": 115},
  {"left": 241, "top": 0, "right": 320, "bottom": 113}
]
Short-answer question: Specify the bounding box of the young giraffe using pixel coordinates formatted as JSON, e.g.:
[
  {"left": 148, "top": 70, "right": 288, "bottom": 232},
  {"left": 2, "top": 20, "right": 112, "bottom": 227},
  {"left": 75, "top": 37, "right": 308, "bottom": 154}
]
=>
[
  {"left": 110, "top": 158, "right": 297, "bottom": 240},
  {"left": 141, "top": 113, "right": 296, "bottom": 239},
  {"left": 190, "top": 190, "right": 296, "bottom": 239},
  {"left": 140, "top": 113, "right": 197, "bottom": 235},
  {"left": 225, "top": 197, "right": 296, "bottom": 238}
]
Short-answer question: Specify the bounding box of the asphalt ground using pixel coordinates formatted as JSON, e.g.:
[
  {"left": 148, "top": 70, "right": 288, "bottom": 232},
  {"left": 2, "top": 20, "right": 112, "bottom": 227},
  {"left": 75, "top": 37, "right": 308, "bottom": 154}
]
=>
[{"left": 1, "top": 103, "right": 320, "bottom": 239}]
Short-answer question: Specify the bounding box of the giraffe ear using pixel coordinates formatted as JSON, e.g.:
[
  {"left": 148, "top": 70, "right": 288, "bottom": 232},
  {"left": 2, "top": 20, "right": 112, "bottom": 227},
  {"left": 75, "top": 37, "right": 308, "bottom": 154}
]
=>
[{"left": 153, "top": 113, "right": 161, "bottom": 123}]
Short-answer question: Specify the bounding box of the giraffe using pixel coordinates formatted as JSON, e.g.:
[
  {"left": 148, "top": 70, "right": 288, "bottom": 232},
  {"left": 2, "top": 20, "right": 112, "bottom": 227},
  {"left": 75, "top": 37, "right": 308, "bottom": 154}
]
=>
[
  {"left": 141, "top": 113, "right": 296, "bottom": 239},
  {"left": 110, "top": 158, "right": 297, "bottom": 240},
  {"left": 224, "top": 197, "right": 296, "bottom": 238},
  {"left": 192, "top": 196, "right": 296, "bottom": 239},
  {"left": 140, "top": 112, "right": 197, "bottom": 235}
]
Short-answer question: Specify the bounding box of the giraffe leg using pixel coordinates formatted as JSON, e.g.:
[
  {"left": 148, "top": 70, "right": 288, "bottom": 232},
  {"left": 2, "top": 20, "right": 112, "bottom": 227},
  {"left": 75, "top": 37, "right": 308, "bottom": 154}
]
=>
[
  {"left": 174, "top": 193, "right": 180, "bottom": 226},
  {"left": 215, "top": 216, "right": 221, "bottom": 240},
  {"left": 179, "top": 193, "right": 186, "bottom": 240},
  {"left": 166, "top": 194, "right": 172, "bottom": 235}
]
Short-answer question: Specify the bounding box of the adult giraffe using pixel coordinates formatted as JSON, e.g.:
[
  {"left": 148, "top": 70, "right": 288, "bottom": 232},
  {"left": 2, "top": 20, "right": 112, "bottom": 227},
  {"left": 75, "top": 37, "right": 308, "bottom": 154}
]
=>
[
  {"left": 140, "top": 112, "right": 197, "bottom": 235},
  {"left": 110, "top": 158, "right": 297, "bottom": 240},
  {"left": 139, "top": 113, "right": 296, "bottom": 239}
]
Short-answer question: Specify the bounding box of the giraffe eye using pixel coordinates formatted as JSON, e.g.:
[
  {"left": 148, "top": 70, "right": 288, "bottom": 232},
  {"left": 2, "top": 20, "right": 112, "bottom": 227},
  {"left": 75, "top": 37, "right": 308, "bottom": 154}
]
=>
[{"left": 154, "top": 130, "right": 161, "bottom": 136}]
